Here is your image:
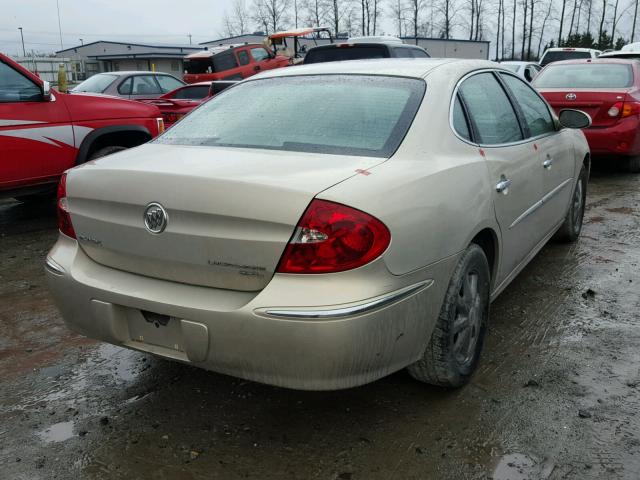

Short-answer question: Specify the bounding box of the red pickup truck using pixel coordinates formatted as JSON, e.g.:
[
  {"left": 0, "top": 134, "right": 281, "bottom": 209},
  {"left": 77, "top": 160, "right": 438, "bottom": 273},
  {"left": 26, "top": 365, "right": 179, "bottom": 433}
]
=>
[{"left": 0, "top": 53, "right": 164, "bottom": 201}]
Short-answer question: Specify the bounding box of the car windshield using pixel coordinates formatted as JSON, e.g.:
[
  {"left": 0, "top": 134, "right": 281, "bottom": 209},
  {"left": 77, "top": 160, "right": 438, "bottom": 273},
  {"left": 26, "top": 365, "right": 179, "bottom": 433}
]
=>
[
  {"left": 156, "top": 75, "right": 425, "bottom": 158},
  {"left": 540, "top": 51, "right": 592, "bottom": 66},
  {"left": 72, "top": 73, "right": 118, "bottom": 93},
  {"left": 304, "top": 46, "right": 388, "bottom": 64},
  {"left": 534, "top": 64, "right": 633, "bottom": 88},
  {"left": 501, "top": 64, "right": 520, "bottom": 72}
]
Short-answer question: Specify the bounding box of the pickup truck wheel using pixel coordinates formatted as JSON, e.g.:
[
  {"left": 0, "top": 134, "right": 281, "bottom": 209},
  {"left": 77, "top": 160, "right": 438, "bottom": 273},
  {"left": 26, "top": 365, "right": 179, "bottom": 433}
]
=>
[
  {"left": 89, "top": 145, "right": 127, "bottom": 160},
  {"left": 407, "top": 244, "right": 490, "bottom": 388},
  {"left": 553, "top": 166, "right": 587, "bottom": 243},
  {"left": 626, "top": 156, "right": 640, "bottom": 173}
]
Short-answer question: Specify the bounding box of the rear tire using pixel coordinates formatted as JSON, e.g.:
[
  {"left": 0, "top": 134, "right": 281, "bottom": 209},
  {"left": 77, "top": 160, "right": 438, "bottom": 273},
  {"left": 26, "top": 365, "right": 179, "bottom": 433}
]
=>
[
  {"left": 407, "top": 244, "right": 490, "bottom": 388},
  {"left": 88, "top": 145, "right": 127, "bottom": 160},
  {"left": 554, "top": 166, "right": 587, "bottom": 243}
]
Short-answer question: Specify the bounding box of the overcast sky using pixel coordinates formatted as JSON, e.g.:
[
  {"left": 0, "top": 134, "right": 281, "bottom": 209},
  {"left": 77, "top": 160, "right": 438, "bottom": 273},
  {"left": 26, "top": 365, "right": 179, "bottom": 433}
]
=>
[{"left": 0, "top": 0, "right": 239, "bottom": 56}]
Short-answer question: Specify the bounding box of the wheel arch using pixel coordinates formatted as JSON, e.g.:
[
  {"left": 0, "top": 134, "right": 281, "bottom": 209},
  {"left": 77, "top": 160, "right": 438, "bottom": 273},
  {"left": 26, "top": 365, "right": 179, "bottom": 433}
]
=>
[
  {"left": 469, "top": 227, "right": 500, "bottom": 285},
  {"left": 76, "top": 125, "right": 152, "bottom": 164}
]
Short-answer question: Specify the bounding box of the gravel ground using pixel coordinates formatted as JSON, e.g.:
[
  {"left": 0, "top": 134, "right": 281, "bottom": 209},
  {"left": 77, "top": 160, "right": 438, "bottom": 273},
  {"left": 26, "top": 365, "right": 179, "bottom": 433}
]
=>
[{"left": 1, "top": 168, "right": 639, "bottom": 480}]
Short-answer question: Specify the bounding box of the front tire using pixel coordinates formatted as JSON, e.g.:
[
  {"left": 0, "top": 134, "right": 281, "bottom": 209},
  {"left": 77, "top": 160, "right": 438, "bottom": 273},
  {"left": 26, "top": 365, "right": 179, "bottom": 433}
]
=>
[
  {"left": 408, "top": 244, "right": 490, "bottom": 388},
  {"left": 554, "top": 166, "right": 587, "bottom": 243}
]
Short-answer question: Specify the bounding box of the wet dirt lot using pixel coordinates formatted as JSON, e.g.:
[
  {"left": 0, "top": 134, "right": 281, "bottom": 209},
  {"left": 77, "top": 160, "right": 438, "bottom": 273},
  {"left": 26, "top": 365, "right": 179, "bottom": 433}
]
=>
[{"left": 1, "top": 169, "right": 639, "bottom": 480}]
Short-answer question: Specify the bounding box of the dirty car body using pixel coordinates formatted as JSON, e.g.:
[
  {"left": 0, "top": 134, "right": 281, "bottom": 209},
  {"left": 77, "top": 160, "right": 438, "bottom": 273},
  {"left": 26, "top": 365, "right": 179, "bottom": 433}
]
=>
[{"left": 46, "top": 60, "right": 590, "bottom": 390}]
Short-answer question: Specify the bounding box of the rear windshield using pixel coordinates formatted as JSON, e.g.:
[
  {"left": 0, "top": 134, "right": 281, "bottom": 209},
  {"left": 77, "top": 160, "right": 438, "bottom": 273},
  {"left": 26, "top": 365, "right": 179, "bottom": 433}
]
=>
[
  {"left": 534, "top": 64, "right": 633, "bottom": 88},
  {"left": 72, "top": 74, "right": 118, "bottom": 93},
  {"left": 304, "top": 46, "right": 388, "bottom": 64},
  {"left": 156, "top": 75, "right": 425, "bottom": 158},
  {"left": 173, "top": 85, "right": 210, "bottom": 99},
  {"left": 540, "top": 51, "right": 592, "bottom": 66},
  {"left": 185, "top": 58, "right": 212, "bottom": 74}
]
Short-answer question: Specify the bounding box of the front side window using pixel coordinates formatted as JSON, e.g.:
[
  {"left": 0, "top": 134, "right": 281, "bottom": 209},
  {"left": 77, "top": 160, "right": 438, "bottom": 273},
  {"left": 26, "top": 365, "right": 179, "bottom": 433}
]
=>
[
  {"left": 501, "top": 74, "right": 555, "bottom": 137},
  {"left": 73, "top": 73, "right": 118, "bottom": 93},
  {"left": 250, "top": 48, "right": 270, "bottom": 62},
  {"left": 411, "top": 48, "right": 430, "bottom": 58},
  {"left": 0, "top": 61, "right": 42, "bottom": 102},
  {"left": 156, "top": 75, "right": 183, "bottom": 92},
  {"left": 533, "top": 63, "right": 633, "bottom": 89},
  {"left": 131, "top": 75, "right": 161, "bottom": 95},
  {"left": 459, "top": 72, "right": 523, "bottom": 145},
  {"left": 213, "top": 51, "right": 239, "bottom": 71},
  {"left": 157, "top": 75, "right": 425, "bottom": 158}
]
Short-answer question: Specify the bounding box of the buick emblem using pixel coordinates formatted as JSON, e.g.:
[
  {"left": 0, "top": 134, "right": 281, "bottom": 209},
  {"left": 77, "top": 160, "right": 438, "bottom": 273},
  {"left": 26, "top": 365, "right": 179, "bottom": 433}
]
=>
[
  {"left": 566, "top": 93, "right": 577, "bottom": 101},
  {"left": 143, "top": 203, "right": 168, "bottom": 234}
]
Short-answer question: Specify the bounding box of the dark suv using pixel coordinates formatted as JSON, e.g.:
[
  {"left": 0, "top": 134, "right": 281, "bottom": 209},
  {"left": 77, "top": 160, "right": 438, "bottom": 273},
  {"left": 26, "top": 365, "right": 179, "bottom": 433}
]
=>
[{"left": 304, "top": 40, "right": 430, "bottom": 64}]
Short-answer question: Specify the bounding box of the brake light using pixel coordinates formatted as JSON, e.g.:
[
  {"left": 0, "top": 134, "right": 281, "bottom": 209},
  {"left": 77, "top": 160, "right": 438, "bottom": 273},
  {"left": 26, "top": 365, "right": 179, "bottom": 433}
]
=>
[
  {"left": 608, "top": 101, "right": 640, "bottom": 118},
  {"left": 57, "top": 173, "right": 76, "bottom": 239},
  {"left": 276, "top": 199, "right": 390, "bottom": 274}
]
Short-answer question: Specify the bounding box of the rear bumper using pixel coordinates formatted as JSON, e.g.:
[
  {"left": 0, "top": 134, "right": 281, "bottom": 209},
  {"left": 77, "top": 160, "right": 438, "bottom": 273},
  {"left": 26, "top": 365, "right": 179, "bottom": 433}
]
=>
[
  {"left": 45, "top": 234, "right": 454, "bottom": 390},
  {"left": 584, "top": 116, "right": 640, "bottom": 157}
]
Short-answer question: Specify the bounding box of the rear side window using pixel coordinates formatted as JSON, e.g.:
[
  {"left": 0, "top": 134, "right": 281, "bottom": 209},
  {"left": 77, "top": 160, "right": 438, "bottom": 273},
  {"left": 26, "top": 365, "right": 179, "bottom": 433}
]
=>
[
  {"left": 118, "top": 77, "right": 133, "bottom": 95},
  {"left": 173, "top": 85, "right": 210, "bottom": 99},
  {"left": 304, "top": 46, "right": 388, "bottom": 64},
  {"left": 540, "top": 51, "right": 591, "bottom": 66},
  {"left": 452, "top": 95, "right": 471, "bottom": 140},
  {"left": 131, "top": 75, "right": 162, "bottom": 95},
  {"left": 534, "top": 64, "right": 633, "bottom": 88},
  {"left": 213, "top": 51, "right": 238, "bottom": 72},
  {"left": 394, "top": 48, "right": 414, "bottom": 58},
  {"left": 459, "top": 73, "right": 523, "bottom": 145},
  {"left": 0, "top": 61, "right": 42, "bottom": 102},
  {"left": 501, "top": 74, "right": 555, "bottom": 137},
  {"left": 411, "top": 48, "right": 430, "bottom": 58},
  {"left": 156, "top": 75, "right": 183, "bottom": 93}
]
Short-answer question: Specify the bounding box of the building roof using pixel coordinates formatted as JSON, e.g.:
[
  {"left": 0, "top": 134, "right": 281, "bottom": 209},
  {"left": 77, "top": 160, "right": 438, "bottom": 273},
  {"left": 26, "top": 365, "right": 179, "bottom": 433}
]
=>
[{"left": 56, "top": 40, "right": 200, "bottom": 55}]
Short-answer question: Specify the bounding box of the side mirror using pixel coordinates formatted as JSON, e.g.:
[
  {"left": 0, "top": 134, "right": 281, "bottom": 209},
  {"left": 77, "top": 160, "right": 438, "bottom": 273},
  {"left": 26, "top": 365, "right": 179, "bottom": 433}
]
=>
[
  {"left": 558, "top": 109, "right": 591, "bottom": 129},
  {"left": 42, "top": 81, "right": 52, "bottom": 101}
]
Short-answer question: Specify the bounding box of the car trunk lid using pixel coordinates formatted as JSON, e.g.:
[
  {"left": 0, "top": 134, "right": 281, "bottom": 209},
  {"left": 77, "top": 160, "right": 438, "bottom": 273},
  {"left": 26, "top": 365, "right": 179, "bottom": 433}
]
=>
[
  {"left": 67, "top": 143, "right": 382, "bottom": 291},
  {"left": 538, "top": 88, "right": 633, "bottom": 127}
]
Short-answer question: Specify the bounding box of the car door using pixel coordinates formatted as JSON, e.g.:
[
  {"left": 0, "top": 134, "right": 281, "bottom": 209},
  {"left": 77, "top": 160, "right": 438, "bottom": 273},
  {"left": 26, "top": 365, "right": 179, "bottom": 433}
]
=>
[
  {"left": 211, "top": 50, "right": 244, "bottom": 80},
  {"left": 458, "top": 71, "right": 545, "bottom": 283},
  {"left": 235, "top": 47, "right": 255, "bottom": 78},
  {"left": 500, "top": 72, "right": 576, "bottom": 231},
  {"left": 0, "top": 58, "right": 73, "bottom": 189}
]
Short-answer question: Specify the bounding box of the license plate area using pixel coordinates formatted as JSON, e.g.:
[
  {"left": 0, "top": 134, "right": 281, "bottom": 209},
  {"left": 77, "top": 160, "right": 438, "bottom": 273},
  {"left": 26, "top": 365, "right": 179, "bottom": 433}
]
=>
[{"left": 127, "top": 309, "right": 184, "bottom": 352}]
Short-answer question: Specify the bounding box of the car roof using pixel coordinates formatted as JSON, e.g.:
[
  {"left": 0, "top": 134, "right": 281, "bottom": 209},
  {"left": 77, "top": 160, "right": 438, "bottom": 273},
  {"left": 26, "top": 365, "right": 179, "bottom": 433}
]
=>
[
  {"left": 96, "top": 71, "right": 177, "bottom": 76},
  {"left": 251, "top": 58, "right": 498, "bottom": 80},
  {"left": 543, "top": 47, "right": 600, "bottom": 53},
  {"left": 500, "top": 61, "right": 536, "bottom": 65},
  {"left": 310, "top": 41, "right": 424, "bottom": 50},
  {"left": 541, "top": 58, "right": 637, "bottom": 66}
]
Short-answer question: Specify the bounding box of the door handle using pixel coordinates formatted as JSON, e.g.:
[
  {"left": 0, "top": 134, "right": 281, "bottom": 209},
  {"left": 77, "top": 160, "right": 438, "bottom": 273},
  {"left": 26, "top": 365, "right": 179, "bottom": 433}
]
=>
[
  {"left": 543, "top": 157, "right": 554, "bottom": 169},
  {"left": 496, "top": 176, "right": 512, "bottom": 194},
  {"left": 254, "top": 65, "right": 261, "bottom": 71}
]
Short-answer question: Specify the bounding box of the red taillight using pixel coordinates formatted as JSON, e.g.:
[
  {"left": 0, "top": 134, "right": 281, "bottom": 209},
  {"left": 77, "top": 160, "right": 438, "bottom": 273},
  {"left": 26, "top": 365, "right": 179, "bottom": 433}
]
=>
[
  {"left": 276, "top": 199, "right": 391, "bottom": 274},
  {"left": 57, "top": 173, "right": 76, "bottom": 239},
  {"left": 608, "top": 101, "right": 640, "bottom": 118}
]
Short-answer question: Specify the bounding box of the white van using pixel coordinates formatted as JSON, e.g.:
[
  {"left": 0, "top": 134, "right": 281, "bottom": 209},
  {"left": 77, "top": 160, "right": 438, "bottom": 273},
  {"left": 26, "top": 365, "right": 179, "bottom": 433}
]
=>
[{"left": 539, "top": 47, "right": 601, "bottom": 66}]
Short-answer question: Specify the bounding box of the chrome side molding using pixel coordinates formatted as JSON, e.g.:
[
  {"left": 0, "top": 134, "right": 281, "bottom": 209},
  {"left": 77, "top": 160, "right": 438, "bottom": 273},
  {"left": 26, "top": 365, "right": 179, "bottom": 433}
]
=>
[{"left": 261, "top": 280, "right": 433, "bottom": 319}]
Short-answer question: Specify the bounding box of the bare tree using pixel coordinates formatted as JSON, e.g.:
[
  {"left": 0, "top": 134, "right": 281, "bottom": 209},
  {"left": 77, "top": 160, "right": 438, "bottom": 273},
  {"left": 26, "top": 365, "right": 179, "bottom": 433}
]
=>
[
  {"left": 224, "top": 0, "right": 252, "bottom": 36},
  {"left": 537, "top": 0, "right": 553, "bottom": 57},
  {"left": 511, "top": 0, "right": 516, "bottom": 58},
  {"left": 632, "top": 0, "right": 639, "bottom": 41},
  {"left": 526, "top": 0, "right": 534, "bottom": 59},
  {"left": 303, "top": 0, "right": 328, "bottom": 27},
  {"left": 597, "top": 0, "right": 606, "bottom": 46},
  {"left": 521, "top": 0, "right": 528, "bottom": 58},
  {"left": 568, "top": 0, "right": 578, "bottom": 35},
  {"left": 253, "top": 0, "right": 291, "bottom": 34},
  {"left": 558, "top": 0, "right": 567, "bottom": 44},
  {"left": 389, "top": 0, "right": 408, "bottom": 35},
  {"left": 495, "top": 0, "right": 502, "bottom": 58}
]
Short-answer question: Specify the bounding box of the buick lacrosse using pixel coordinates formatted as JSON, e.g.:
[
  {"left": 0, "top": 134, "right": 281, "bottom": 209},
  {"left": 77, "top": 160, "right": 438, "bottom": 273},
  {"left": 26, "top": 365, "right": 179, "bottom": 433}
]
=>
[{"left": 46, "top": 59, "right": 591, "bottom": 390}]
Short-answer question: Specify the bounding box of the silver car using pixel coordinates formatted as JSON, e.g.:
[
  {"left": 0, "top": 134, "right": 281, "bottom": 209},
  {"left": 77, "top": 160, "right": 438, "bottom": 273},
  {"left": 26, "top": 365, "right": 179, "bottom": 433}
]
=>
[
  {"left": 71, "top": 71, "right": 185, "bottom": 99},
  {"left": 46, "top": 59, "right": 591, "bottom": 390}
]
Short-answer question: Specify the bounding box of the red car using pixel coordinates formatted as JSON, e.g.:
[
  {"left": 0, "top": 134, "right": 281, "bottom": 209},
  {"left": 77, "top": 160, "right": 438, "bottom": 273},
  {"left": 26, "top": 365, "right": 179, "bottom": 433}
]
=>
[
  {"left": 183, "top": 44, "right": 289, "bottom": 83},
  {"left": 0, "top": 53, "right": 164, "bottom": 201},
  {"left": 535, "top": 58, "right": 640, "bottom": 172},
  {"left": 141, "top": 81, "right": 237, "bottom": 127}
]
